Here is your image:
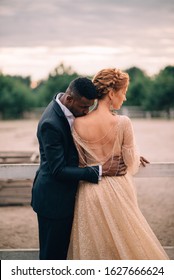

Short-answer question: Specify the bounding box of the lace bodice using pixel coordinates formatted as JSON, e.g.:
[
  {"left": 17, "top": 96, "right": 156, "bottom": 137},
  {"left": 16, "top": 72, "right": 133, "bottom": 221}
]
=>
[{"left": 72, "top": 115, "right": 140, "bottom": 175}]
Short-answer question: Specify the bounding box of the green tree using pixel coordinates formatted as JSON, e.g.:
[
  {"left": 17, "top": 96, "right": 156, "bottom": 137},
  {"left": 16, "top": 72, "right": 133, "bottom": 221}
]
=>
[
  {"left": 143, "top": 66, "right": 174, "bottom": 116},
  {"left": 125, "top": 67, "right": 152, "bottom": 106},
  {"left": 35, "top": 63, "right": 78, "bottom": 106},
  {"left": 0, "top": 74, "right": 34, "bottom": 118}
]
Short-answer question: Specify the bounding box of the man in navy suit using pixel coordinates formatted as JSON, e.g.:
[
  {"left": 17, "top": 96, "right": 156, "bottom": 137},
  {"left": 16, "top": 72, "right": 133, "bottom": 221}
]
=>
[{"left": 31, "top": 77, "right": 126, "bottom": 260}]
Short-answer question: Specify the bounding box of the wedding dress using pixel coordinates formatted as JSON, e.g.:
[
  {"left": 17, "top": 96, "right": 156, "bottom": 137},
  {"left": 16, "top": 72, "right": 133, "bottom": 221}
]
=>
[{"left": 67, "top": 115, "right": 169, "bottom": 260}]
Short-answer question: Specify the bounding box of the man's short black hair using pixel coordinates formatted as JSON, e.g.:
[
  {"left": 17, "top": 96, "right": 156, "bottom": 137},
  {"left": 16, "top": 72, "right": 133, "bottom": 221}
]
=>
[{"left": 68, "top": 77, "right": 98, "bottom": 100}]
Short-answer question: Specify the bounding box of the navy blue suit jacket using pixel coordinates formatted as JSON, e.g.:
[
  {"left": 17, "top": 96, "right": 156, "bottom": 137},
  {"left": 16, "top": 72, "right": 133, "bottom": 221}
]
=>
[{"left": 31, "top": 96, "right": 99, "bottom": 219}]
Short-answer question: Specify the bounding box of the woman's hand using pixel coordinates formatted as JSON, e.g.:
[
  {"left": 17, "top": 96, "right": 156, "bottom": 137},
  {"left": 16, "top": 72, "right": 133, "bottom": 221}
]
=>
[{"left": 140, "top": 156, "right": 150, "bottom": 167}]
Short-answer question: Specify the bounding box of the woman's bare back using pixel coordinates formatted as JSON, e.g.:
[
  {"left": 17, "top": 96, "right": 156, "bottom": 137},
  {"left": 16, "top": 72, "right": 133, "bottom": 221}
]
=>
[{"left": 73, "top": 111, "right": 122, "bottom": 161}]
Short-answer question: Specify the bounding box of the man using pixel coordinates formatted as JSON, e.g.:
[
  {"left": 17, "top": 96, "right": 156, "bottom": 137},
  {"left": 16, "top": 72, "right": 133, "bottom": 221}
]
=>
[{"left": 31, "top": 77, "right": 127, "bottom": 260}]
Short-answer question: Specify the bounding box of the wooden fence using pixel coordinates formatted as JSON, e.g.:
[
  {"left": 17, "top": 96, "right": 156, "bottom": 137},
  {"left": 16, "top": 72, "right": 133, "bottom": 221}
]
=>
[
  {"left": 0, "top": 162, "right": 174, "bottom": 180},
  {"left": 0, "top": 151, "right": 39, "bottom": 164}
]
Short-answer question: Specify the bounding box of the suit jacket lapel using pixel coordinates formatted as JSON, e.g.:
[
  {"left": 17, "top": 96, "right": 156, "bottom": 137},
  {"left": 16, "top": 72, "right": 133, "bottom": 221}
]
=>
[{"left": 52, "top": 95, "right": 71, "bottom": 130}]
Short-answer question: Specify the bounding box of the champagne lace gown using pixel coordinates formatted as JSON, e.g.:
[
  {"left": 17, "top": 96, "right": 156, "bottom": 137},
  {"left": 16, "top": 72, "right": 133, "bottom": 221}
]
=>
[{"left": 68, "top": 115, "right": 169, "bottom": 260}]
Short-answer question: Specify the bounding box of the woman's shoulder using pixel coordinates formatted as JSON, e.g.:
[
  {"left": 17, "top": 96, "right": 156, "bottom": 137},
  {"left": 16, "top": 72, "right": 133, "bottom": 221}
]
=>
[
  {"left": 73, "top": 111, "right": 99, "bottom": 140},
  {"left": 74, "top": 111, "right": 95, "bottom": 126},
  {"left": 74, "top": 115, "right": 88, "bottom": 128},
  {"left": 73, "top": 115, "right": 90, "bottom": 139},
  {"left": 118, "top": 114, "right": 131, "bottom": 124},
  {"left": 117, "top": 115, "right": 133, "bottom": 132}
]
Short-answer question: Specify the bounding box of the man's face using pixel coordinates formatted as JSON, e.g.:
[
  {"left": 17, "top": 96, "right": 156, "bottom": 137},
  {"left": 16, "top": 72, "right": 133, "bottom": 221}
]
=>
[{"left": 70, "top": 96, "right": 95, "bottom": 117}]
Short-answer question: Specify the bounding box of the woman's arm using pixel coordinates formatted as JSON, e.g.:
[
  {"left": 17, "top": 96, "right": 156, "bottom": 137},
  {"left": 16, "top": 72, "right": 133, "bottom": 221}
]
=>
[{"left": 121, "top": 116, "right": 140, "bottom": 175}]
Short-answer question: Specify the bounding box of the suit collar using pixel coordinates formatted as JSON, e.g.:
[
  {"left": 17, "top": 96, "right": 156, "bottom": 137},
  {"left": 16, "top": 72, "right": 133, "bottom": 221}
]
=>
[
  {"left": 52, "top": 94, "right": 65, "bottom": 117},
  {"left": 53, "top": 94, "right": 75, "bottom": 129}
]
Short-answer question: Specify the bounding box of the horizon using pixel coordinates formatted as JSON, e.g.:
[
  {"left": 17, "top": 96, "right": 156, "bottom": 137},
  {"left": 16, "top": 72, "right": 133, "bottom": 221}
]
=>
[{"left": 0, "top": 59, "right": 172, "bottom": 84}]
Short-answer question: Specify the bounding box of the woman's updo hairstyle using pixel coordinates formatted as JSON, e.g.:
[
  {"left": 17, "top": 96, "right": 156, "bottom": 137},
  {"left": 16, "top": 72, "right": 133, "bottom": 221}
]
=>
[{"left": 92, "top": 68, "right": 129, "bottom": 99}]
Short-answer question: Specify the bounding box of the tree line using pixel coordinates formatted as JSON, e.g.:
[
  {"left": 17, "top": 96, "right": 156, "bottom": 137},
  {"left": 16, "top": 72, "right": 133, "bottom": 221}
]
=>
[{"left": 0, "top": 63, "right": 174, "bottom": 119}]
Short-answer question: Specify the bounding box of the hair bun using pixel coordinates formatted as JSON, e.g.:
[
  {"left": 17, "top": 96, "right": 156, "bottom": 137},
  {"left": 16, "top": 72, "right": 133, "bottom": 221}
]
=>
[{"left": 93, "top": 68, "right": 129, "bottom": 99}]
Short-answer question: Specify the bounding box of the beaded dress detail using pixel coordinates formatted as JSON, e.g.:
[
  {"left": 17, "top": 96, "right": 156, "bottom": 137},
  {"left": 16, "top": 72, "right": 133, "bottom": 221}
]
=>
[{"left": 67, "top": 115, "right": 169, "bottom": 260}]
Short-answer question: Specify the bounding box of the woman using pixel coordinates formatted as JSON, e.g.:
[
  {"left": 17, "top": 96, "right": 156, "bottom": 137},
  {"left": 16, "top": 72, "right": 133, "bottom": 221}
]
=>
[{"left": 67, "top": 68, "right": 169, "bottom": 260}]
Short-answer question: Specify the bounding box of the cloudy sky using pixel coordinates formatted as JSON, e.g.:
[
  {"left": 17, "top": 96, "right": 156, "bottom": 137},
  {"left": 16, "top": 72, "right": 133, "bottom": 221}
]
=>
[{"left": 0, "top": 0, "right": 174, "bottom": 81}]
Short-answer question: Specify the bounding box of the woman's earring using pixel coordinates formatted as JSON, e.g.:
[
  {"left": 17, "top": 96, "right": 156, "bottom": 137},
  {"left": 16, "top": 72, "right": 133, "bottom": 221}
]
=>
[{"left": 110, "top": 101, "right": 115, "bottom": 115}]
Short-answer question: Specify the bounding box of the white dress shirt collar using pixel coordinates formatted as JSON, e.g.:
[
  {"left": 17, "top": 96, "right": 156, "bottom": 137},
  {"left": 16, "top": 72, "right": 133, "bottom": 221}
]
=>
[{"left": 55, "top": 93, "right": 75, "bottom": 128}]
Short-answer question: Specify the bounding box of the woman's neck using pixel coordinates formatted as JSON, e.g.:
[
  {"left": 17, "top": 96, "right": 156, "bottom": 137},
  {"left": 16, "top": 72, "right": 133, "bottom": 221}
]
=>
[{"left": 95, "top": 98, "right": 111, "bottom": 114}]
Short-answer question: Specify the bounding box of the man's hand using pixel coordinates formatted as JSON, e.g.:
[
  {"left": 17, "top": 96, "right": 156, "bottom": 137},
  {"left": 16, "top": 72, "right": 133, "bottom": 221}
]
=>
[
  {"left": 140, "top": 156, "right": 150, "bottom": 167},
  {"left": 102, "top": 156, "right": 127, "bottom": 176}
]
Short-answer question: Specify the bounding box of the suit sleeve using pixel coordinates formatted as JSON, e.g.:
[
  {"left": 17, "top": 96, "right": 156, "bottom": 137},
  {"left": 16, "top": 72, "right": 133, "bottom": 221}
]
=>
[{"left": 40, "top": 123, "right": 99, "bottom": 183}]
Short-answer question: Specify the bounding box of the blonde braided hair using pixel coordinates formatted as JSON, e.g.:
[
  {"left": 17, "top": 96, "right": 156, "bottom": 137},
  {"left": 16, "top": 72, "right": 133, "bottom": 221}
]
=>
[{"left": 92, "top": 68, "right": 129, "bottom": 99}]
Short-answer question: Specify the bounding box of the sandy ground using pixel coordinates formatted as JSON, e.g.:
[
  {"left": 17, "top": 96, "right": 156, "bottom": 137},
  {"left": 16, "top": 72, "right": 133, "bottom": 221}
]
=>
[{"left": 0, "top": 119, "right": 174, "bottom": 252}]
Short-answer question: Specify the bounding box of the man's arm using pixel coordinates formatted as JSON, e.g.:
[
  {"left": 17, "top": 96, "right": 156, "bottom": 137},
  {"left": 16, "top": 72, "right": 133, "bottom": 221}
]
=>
[
  {"left": 102, "top": 155, "right": 150, "bottom": 177},
  {"left": 41, "top": 123, "right": 99, "bottom": 184},
  {"left": 102, "top": 156, "right": 127, "bottom": 176}
]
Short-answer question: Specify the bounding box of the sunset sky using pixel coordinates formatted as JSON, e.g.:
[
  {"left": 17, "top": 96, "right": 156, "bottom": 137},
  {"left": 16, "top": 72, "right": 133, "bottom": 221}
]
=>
[{"left": 0, "top": 0, "right": 174, "bottom": 81}]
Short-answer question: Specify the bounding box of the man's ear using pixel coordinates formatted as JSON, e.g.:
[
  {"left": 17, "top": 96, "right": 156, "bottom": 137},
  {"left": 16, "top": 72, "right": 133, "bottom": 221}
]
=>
[{"left": 66, "top": 94, "right": 73, "bottom": 104}]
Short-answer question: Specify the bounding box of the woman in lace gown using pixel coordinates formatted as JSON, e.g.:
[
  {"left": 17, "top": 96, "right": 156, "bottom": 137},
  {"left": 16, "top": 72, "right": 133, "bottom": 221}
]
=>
[{"left": 67, "top": 68, "right": 169, "bottom": 260}]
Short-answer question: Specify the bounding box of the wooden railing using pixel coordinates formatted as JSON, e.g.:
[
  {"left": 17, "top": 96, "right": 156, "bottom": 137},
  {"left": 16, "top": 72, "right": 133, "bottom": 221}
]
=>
[
  {"left": 0, "top": 152, "right": 39, "bottom": 164},
  {"left": 0, "top": 162, "right": 174, "bottom": 180}
]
